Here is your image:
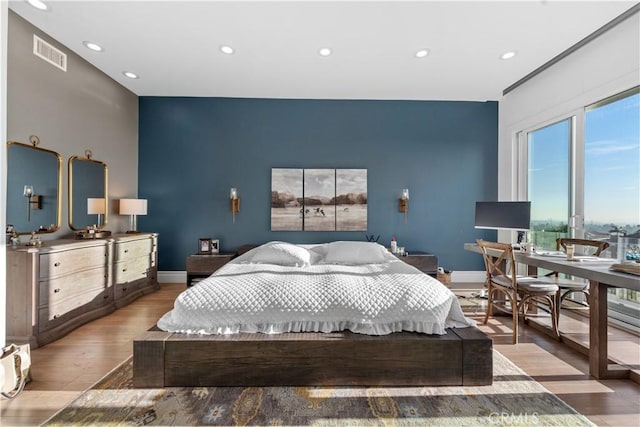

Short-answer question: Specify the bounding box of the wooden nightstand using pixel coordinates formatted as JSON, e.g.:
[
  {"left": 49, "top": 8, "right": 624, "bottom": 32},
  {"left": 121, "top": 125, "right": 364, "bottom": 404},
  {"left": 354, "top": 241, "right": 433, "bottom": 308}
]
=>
[
  {"left": 396, "top": 251, "right": 438, "bottom": 277},
  {"left": 186, "top": 252, "right": 235, "bottom": 287}
]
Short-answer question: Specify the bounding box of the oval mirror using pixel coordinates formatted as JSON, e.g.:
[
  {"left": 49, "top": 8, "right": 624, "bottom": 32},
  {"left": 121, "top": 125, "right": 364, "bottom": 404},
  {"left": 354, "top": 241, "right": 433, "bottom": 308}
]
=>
[
  {"left": 7, "top": 139, "right": 62, "bottom": 235},
  {"left": 68, "top": 151, "right": 108, "bottom": 230}
]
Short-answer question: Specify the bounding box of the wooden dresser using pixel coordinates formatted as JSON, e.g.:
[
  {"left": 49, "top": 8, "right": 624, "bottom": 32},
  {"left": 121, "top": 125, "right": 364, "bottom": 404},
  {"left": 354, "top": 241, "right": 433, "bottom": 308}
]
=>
[
  {"left": 113, "top": 233, "right": 159, "bottom": 307},
  {"left": 6, "top": 233, "right": 158, "bottom": 348}
]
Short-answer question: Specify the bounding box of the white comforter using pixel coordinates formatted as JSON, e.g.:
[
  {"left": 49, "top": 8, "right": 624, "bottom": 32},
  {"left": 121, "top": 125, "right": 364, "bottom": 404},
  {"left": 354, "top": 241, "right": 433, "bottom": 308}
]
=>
[{"left": 158, "top": 243, "right": 475, "bottom": 336}]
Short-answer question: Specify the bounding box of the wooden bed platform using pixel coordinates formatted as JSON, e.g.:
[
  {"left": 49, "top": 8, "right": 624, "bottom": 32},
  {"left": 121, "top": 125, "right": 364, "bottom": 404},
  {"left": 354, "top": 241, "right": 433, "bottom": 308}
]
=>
[{"left": 133, "top": 326, "right": 493, "bottom": 387}]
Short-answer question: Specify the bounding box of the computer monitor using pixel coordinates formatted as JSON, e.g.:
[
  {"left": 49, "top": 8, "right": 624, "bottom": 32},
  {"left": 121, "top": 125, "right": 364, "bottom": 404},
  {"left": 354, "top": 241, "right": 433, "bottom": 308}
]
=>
[{"left": 474, "top": 201, "right": 531, "bottom": 244}]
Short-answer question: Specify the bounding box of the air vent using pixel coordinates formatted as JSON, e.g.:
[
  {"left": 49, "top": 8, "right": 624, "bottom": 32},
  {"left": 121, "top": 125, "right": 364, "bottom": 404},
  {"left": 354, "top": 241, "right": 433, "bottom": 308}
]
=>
[{"left": 33, "top": 35, "right": 67, "bottom": 72}]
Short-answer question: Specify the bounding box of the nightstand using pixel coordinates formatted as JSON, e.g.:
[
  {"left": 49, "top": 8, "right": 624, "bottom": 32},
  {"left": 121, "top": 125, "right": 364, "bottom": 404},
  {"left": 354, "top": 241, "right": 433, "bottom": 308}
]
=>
[
  {"left": 396, "top": 251, "right": 438, "bottom": 277},
  {"left": 186, "top": 252, "right": 235, "bottom": 287}
]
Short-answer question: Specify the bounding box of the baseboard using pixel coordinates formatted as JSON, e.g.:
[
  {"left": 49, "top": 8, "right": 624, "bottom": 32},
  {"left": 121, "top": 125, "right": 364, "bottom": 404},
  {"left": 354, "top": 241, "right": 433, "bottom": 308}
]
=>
[
  {"left": 158, "top": 270, "right": 485, "bottom": 284},
  {"left": 451, "top": 271, "right": 485, "bottom": 283},
  {"left": 158, "top": 271, "right": 186, "bottom": 284}
]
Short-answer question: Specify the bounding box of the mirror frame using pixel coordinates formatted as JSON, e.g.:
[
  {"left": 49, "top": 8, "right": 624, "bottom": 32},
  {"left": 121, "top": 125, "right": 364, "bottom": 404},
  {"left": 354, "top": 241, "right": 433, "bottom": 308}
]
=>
[
  {"left": 68, "top": 151, "right": 109, "bottom": 231},
  {"left": 7, "top": 139, "right": 63, "bottom": 235}
]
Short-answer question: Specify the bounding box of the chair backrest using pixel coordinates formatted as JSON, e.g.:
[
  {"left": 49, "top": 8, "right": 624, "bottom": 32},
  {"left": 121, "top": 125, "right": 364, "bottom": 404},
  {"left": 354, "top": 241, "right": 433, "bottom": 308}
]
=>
[
  {"left": 476, "top": 239, "right": 516, "bottom": 287},
  {"left": 556, "top": 238, "right": 610, "bottom": 256}
]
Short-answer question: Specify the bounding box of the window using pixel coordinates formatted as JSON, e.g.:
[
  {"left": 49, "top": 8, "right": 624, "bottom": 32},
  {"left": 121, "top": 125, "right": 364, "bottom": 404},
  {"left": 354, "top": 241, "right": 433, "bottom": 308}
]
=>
[
  {"left": 519, "top": 87, "right": 640, "bottom": 329},
  {"left": 526, "top": 118, "right": 571, "bottom": 249}
]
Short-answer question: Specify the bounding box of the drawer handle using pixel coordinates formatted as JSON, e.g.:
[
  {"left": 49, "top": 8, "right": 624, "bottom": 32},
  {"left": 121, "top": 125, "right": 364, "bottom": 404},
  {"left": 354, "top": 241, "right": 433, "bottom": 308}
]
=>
[
  {"left": 122, "top": 287, "right": 127, "bottom": 292},
  {"left": 124, "top": 249, "right": 129, "bottom": 253},
  {"left": 122, "top": 268, "right": 127, "bottom": 272},
  {"left": 103, "top": 295, "right": 109, "bottom": 299},
  {"left": 53, "top": 314, "right": 59, "bottom": 319},
  {"left": 54, "top": 288, "right": 61, "bottom": 293},
  {"left": 54, "top": 262, "right": 61, "bottom": 267}
]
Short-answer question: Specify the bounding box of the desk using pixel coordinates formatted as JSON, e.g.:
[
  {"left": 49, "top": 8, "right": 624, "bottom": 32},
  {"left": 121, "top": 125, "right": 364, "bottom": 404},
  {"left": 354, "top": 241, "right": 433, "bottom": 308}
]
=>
[{"left": 465, "top": 242, "right": 640, "bottom": 380}]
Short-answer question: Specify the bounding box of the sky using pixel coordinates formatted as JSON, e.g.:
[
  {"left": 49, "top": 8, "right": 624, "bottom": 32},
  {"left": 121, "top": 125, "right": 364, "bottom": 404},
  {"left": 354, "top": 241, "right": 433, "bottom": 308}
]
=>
[{"left": 529, "top": 91, "right": 639, "bottom": 226}]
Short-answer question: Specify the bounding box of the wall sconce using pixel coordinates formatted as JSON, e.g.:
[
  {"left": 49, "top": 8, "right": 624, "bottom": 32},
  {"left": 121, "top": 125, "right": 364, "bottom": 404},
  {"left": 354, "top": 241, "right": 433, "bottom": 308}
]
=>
[
  {"left": 23, "top": 185, "right": 42, "bottom": 221},
  {"left": 119, "top": 198, "right": 147, "bottom": 233},
  {"left": 87, "top": 198, "right": 106, "bottom": 228},
  {"left": 399, "top": 188, "right": 409, "bottom": 223},
  {"left": 230, "top": 187, "right": 240, "bottom": 223}
]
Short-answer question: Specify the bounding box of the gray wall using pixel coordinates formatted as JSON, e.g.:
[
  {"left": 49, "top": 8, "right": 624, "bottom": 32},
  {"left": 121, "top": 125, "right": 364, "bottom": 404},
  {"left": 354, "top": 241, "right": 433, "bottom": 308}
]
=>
[{"left": 6, "top": 11, "right": 138, "bottom": 238}]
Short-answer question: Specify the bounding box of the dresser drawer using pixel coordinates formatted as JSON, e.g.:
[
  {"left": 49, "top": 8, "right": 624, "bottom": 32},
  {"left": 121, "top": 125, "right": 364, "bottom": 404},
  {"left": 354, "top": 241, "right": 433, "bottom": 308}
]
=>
[
  {"left": 115, "top": 238, "right": 154, "bottom": 262},
  {"left": 39, "top": 267, "right": 109, "bottom": 307},
  {"left": 114, "top": 256, "right": 152, "bottom": 283},
  {"left": 40, "top": 245, "right": 109, "bottom": 280},
  {"left": 114, "top": 279, "right": 148, "bottom": 301},
  {"left": 38, "top": 287, "right": 112, "bottom": 332}
]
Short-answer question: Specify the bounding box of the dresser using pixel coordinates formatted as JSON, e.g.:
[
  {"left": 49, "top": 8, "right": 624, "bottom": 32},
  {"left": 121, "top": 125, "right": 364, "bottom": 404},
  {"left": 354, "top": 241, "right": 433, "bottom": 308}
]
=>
[
  {"left": 113, "top": 233, "right": 159, "bottom": 307},
  {"left": 5, "top": 233, "right": 158, "bottom": 348}
]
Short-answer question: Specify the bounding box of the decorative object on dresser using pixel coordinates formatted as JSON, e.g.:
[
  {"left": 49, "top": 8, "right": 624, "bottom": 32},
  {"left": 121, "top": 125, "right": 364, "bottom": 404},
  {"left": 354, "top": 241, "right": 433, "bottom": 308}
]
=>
[
  {"left": 5, "top": 233, "right": 158, "bottom": 348},
  {"left": 186, "top": 252, "right": 235, "bottom": 287},
  {"left": 119, "top": 199, "right": 148, "bottom": 233}
]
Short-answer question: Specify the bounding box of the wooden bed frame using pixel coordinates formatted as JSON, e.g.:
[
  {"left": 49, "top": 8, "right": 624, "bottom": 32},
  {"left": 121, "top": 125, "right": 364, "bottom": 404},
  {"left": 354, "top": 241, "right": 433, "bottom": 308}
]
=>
[{"left": 133, "top": 326, "right": 492, "bottom": 387}]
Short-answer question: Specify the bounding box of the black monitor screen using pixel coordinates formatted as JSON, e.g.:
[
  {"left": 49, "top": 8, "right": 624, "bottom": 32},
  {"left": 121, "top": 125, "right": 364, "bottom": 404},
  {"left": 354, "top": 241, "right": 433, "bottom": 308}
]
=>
[{"left": 474, "top": 201, "right": 531, "bottom": 231}]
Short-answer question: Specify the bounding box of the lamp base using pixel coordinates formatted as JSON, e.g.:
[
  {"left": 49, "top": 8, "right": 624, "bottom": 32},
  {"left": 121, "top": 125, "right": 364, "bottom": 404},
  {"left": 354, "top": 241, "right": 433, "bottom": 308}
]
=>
[{"left": 125, "top": 230, "right": 141, "bottom": 234}]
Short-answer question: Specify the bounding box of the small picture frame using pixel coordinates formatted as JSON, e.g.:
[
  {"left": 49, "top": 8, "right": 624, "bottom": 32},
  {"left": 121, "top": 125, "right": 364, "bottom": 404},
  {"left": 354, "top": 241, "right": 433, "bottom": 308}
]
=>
[
  {"left": 198, "top": 238, "right": 211, "bottom": 254},
  {"left": 210, "top": 239, "right": 220, "bottom": 254}
]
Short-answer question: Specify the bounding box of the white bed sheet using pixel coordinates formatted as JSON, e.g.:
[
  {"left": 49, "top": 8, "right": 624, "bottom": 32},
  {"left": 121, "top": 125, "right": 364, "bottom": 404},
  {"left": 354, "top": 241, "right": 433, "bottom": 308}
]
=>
[{"left": 158, "top": 244, "right": 475, "bottom": 336}]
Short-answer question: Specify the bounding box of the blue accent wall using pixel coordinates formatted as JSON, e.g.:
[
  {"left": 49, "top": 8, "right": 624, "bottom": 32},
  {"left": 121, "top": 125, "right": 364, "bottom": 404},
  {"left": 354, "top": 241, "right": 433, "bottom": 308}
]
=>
[{"left": 139, "top": 97, "right": 498, "bottom": 271}]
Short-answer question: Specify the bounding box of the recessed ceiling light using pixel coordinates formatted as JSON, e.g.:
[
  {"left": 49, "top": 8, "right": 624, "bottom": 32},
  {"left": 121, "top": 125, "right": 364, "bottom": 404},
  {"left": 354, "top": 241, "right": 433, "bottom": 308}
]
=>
[
  {"left": 27, "top": 0, "right": 48, "bottom": 11},
  {"left": 220, "top": 45, "right": 234, "bottom": 55},
  {"left": 500, "top": 51, "right": 517, "bottom": 60},
  {"left": 123, "top": 71, "right": 139, "bottom": 79},
  {"left": 415, "top": 49, "right": 430, "bottom": 58},
  {"left": 82, "top": 41, "right": 104, "bottom": 52},
  {"left": 319, "top": 48, "right": 332, "bottom": 57}
]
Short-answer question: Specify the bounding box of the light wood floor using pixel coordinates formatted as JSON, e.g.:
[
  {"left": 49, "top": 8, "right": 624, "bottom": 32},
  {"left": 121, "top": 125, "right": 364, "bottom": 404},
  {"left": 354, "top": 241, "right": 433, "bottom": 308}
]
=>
[{"left": 1, "top": 282, "right": 639, "bottom": 426}]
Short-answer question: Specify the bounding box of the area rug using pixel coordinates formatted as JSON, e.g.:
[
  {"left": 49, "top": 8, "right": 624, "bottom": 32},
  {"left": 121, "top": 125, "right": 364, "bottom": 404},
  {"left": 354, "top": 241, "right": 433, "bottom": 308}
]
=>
[{"left": 43, "top": 350, "right": 594, "bottom": 426}]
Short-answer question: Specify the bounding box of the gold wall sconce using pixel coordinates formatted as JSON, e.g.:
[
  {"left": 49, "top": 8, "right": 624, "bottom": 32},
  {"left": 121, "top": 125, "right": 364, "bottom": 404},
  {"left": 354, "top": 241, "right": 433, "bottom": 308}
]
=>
[
  {"left": 24, "top": 185, "right": 42, "bottom": 221},
  {"left": 399, "top": 188, "right": 409, "bottom": 223},
  {"left": 230, "top": 187, "right": 240, "bottom": 223},
  {"left": 120, "top": 198, "right": 147, "bottom": 233}
]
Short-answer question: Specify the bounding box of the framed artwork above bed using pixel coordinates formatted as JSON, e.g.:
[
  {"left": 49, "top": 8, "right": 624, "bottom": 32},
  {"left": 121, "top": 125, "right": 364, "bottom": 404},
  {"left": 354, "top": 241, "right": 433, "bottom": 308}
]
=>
[{"left": 271, "top": 168, "right": 367, "bottom": 231}]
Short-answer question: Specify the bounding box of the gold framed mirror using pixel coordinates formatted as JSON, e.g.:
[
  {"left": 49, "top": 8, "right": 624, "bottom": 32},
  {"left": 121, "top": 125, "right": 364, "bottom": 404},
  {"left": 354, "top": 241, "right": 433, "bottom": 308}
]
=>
[
  {"left": 7, "top": 137, "right": 62, "bottom": 235},
  {"left": 68, "top": 150, "right": 109, "bottom": 231}
]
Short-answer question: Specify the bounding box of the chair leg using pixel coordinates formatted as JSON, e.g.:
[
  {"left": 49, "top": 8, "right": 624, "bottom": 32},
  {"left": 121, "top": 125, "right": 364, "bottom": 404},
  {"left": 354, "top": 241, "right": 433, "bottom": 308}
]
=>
[
  {"left": 555, "top": 290, "right": 562, "bottom": 328},
  {"left": 548, "top": 295, "right": 560, "bottom": 339},
  {"left": 483, "top": 284, "right": 493, "bottom": 325},
  {"left": 510, "top": 291, "right": 518, "bottom": 344}
]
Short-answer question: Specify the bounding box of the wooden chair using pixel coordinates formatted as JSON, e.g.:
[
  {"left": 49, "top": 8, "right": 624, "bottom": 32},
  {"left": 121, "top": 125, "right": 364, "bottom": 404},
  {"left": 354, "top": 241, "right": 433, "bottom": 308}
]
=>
[
  {"left": 551, "top": 238, "right": 610, "bottom": 324},
  {"left": 477, "top": 239, "right": 560, "bottom": 344}
]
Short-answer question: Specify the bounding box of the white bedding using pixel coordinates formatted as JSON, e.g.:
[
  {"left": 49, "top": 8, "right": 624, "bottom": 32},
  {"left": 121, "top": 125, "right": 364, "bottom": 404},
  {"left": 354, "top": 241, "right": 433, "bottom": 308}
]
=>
[{"left": 158, "top": 242, "right": 475, "bottom": 336}]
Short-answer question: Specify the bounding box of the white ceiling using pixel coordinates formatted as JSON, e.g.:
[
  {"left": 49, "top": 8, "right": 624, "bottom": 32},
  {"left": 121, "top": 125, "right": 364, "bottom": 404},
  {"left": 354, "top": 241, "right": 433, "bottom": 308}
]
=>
[{"left": 8, "top": 0, "right": 639, "bottom": 101}]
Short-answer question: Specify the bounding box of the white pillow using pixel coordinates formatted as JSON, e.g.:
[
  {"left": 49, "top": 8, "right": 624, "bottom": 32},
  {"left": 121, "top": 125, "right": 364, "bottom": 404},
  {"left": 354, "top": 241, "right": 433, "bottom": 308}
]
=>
[
  {"left": 250, "top": 242, "right": 312, "bottom": 267},
  {"left": 323, "top": 241, "right": 389, "bottom": 265}
]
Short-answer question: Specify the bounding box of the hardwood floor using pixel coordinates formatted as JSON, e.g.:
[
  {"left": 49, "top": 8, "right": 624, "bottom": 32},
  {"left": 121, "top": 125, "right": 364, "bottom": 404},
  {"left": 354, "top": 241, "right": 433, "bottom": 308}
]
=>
[{"left": 1, "top": 282, "right": 639, "bottom": 426}]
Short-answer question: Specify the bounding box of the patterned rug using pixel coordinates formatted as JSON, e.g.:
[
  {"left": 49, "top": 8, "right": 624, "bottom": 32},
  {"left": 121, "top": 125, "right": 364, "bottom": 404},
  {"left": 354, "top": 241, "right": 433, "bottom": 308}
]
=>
[{"left": 43, "top": 350, "right": 593, "bottom": 426}]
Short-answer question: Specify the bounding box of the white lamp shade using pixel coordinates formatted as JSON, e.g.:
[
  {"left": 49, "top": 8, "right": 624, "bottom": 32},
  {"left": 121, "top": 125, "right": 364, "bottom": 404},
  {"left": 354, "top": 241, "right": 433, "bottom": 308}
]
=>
[
  {"left": 87, "top": 198, "right": 106, "bottom": 215},
  {"left": 120, "top": 198, "right": 147, "bottom": 215}
]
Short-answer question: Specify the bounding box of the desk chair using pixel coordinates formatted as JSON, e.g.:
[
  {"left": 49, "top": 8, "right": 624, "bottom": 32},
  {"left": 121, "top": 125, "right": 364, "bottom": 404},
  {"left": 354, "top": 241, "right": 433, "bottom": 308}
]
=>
[
  {"left": 551, "top": 238, "right": 610, "bottom": 325},
  {"left": 477, "top": 239, "right": 560, "bottom": 344}
]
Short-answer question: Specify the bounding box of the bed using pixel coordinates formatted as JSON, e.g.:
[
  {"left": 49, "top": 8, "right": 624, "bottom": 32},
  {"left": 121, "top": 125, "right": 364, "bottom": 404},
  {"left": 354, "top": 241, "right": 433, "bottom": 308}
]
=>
[{"left": 133, "top": 241, "right": 492, "bottom": 387}]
